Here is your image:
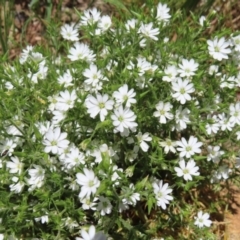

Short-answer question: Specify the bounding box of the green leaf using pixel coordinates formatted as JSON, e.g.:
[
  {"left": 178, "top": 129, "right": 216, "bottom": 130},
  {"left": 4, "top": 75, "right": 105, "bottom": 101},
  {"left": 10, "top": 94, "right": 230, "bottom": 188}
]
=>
[
  {"left": 96, "top": 180, "right": 107, "bottom": 195},
  {"left": 79, "top": 138, "right": 92, "bottom": 150},
  {"left": 0, "top": 51, "right": 8, "bottom": 62},
  {"left": 139, "top": 90, "right": 150, "bottom": 99},
  {"left": 136, "top": 175, "right": 149, "bottom": 191},
  {"left": 33, "top": 124, "right": 42, "bottom": 140},
  {"left": 184, "top": 181, "right": 197, "bottom": 191},
  {"left": 199, "top": 123, "right": 207, "bottom": 135},
  {"left": 181, "top": 0, "right": 201, "bottom": 12},
  {"left": 147, "top": 196, "right": 154, "bottom": 215},
  {"left": 103, "top": 0, "right": 129, "bottom": 13},
  {"left": 119, "top": 218, "right": 132, "bottom": 230},
  {"left": 13, "top": 152, "right": 27, "bottom": 157},
  {"left": 194, "top": 155, "right": 207, "bottom": 161},
  {"left": 95, "top": 119, "right": 111, "bottom": 131},
  {"left": 130, "top": 10, "right": 142, "bottom": 18},
  {"left": 29, "top": 0, "right": 40, "bottom": 9},
  {"left": 100, "top": 152, "right": 111, "bottom": 171}
]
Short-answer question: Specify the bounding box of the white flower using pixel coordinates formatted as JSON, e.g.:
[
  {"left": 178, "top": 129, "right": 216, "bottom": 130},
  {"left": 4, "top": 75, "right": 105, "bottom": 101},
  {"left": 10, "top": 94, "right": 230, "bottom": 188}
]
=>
[
  {"left": 217, "top": 113, "right": 234, "bottom": 131},
  {"left": 76, "top": 168, "right": 100, "bottom": 198},
  {"left": 122, "top": 184, "right": 140, "bottom": 206},
  {"left": 217, "top": 165, "right": 231, "bottom": 180},
  {"left": 125, "top": 145, "right": 139, "bottom": 162},
  {"left": 208, "top": 65, "right": 220, "bottom": 75},
  {"left": 118, "top": 201, "right": 130, "bottom": 213},
  {"left": 111, "top": 105, "right": 138, "bottom": 133},
  {"left": 84, "top": 81, "right": 103, "bottom": 93},
  {"left": 80, "top": 8, "right": 101, "bottom": 26},
  {"left": 35, "top": 215, "right": 49, "bottom": 224},
  {"left": 162, "top": 65, "right": 178, "bottom": 82},
  {"left": 176, "top": 136, "right": 202, "bottom": 158},
  {"left": 125, "top": 18, "right": 138, "bottom": 31},
  {"left": 136, "top": 132, "right": 152, "bottom": 152},
  {"left": 111, "top": 165, "right": 123, "bottom": 185},
  {"left": 194, "top": 211, "right": 212, "bottom": 228},
  {"left": 220, "top": 75, "right": 236, "bottom": 89},
  {"left": 0, "top": 138, "right": 17, "bottom": 157},
  {"left": 62, "top": 217, "right": 79, "bottom": 230},
  {"left": 98, "top": 15, "right": 112, "bottom": 32},
  {"left": 6, "top": 116, "right": 24, "bottom": 136},
  {"left": 178, "top": 58, "right": 199, "bottom": 78},
  {"left": 29, "top": 52, "right": 45, "bottom": 64},
  {"left": 152, "top": 180, "right": 173, "bottom": 209},
  {"left": 234, "top": 73, "right": 240, "bottom": 87},
  {"left": 97, "top": 196, "right": 113, "bottom": 215},
  {"left": 55, "top": 90, "right": 77, "bottom": 111},
  {"left": 27, "top": 165, "right": 45, "bottom": 191},
  {"left": 207, "top": 37, "right": 231, "bottom": 61},
  {"left": 164, "top": 37, "right": 169, "bottom": 43},
  {"left": 57, "top": 69, "right": 73, "bottom": 87},
  {"left": 231, "top": 34, "right": 240, "bottom": 52},
  {"left": 127, "top": 57, "right": 151, "bottom": 76},
  {"left": 113, "top": 84, "right": 136, "bottom": 107},
  {"left": 47, "top": 94, "right": 58, "bottom": 111},
  {"left": 138, "top": 22, "right": 159, "bottom": 41},
  {"left": 10, "top": 176, "right": 25, "bottom": 193},
  {"left": 76, "top": 225, "right": 107, "bottom": 240},
  {"left": 205, "top": 115, "right": 220, "bottom": 135},
  {"left": 214, "top": 94, "right": 222, "bottom": 106},
  {"left": 153, "top": 101, "right": 173, "bottom": 124},
  {"left": 4, "top": 81, "right": 14, "bottom": 90},
  {"left": 85, "top": 93, "right": 114, "bottom": 122},
  {"left": 31, "top": 62, "right": 48, "bottom": 83},
  {"left": 236, "top": 131, "right": 240, "bottom": 140},
  {"left": 60, "top": 23, "right": 79, "bottom": 41},
  {"left": 43, "top": 127, "right": 69, "bottom": 155},
  {"left": 19, "top": 45, "right": 33, "bottom": 64},
  {"left": 68, "top": 42, "right": 95, "bottom": 62},
  {"left": 65, "top": 177, "right": 79, "bottom": 191},
  {"left": 174, "top": 106, "right": 191, "bottom": 131},
  {"left": 174, "top": 159, "right": 199, "bottom": 181},
  {"left": 171, "top": 78, "right": 195, "bottom": 104},
  {"left": 35, "top": 121, "right": 53, "bottom": 136},
  {"left": 80, "top": 197, "right": 98, "bottom": 211},
  {"left": 156, "top": 3, "right": 171, "bottom": 23},
  {"left": 63, "top": 147, "right": 85, "bottom": 169},
  {"left": 147, "top": 62, "right": 159, "bottom": 74},
  {"left": 52, "top": 110, "right": 67, "bottom": 125},
  {"left": 83, "top": 64, "right": 105, "bottom": 88},
  {"left": 89, "top": 143, "right": 115, "bottom": 164},
  {"left": 6, "top": 156, "right": 23, "bottom": 174},
  {"left": 229, "top": 102, "right": 240, "bottom": 125},
  {"left": 207, "top": 145, "right": 224, "bottom": 163},
  {"left": 159, "top": 139, "right": 177, "bottom": 154},
  {"left": 199, "top": 16, "right": 206, "bottom": 26}
]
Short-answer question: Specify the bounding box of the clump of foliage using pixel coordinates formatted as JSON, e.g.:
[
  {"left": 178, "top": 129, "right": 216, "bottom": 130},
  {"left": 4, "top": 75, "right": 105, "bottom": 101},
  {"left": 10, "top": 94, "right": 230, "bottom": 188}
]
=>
[{"left": 1, "top": 1, "right": 240, "bottom": 239}]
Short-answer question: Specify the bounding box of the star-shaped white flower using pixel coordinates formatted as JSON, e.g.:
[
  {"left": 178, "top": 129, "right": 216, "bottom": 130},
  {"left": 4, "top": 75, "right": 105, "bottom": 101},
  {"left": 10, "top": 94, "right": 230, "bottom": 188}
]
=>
[
  {"left": 174, "top": 159, "right": 199, "bottom": 181},
  {"left": 176, "top": 136, "right": 202, "bottom": 158}
]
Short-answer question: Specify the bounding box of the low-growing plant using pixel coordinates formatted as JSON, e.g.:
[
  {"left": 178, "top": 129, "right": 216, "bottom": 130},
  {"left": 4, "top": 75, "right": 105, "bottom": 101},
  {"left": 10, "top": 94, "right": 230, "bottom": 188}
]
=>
[{"left": 1, "top": 1, "right": 240, "bottom": 239}]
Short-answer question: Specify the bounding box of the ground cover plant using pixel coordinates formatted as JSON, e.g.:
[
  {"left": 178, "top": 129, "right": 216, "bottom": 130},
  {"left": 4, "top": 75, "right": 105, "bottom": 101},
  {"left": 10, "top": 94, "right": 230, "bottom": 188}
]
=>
[{"left": 1, "top": 1, "right": 240, "bottom": 239}]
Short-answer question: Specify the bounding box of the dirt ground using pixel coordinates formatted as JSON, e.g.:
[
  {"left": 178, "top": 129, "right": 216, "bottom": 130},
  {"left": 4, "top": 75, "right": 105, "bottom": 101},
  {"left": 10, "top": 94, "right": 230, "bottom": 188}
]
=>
[
  {"left": 224, "top": 186, "right": 240, "bottom": 240},
  {"left": 1, "top": 0, "right": 116, "bottom": 59}
]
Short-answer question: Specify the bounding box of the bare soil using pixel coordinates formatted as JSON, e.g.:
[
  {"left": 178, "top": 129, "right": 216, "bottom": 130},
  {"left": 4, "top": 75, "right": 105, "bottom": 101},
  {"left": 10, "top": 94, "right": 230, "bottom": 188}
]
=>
[{"left": 224, "top": 186, "right": 240, "bottom": 240}]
